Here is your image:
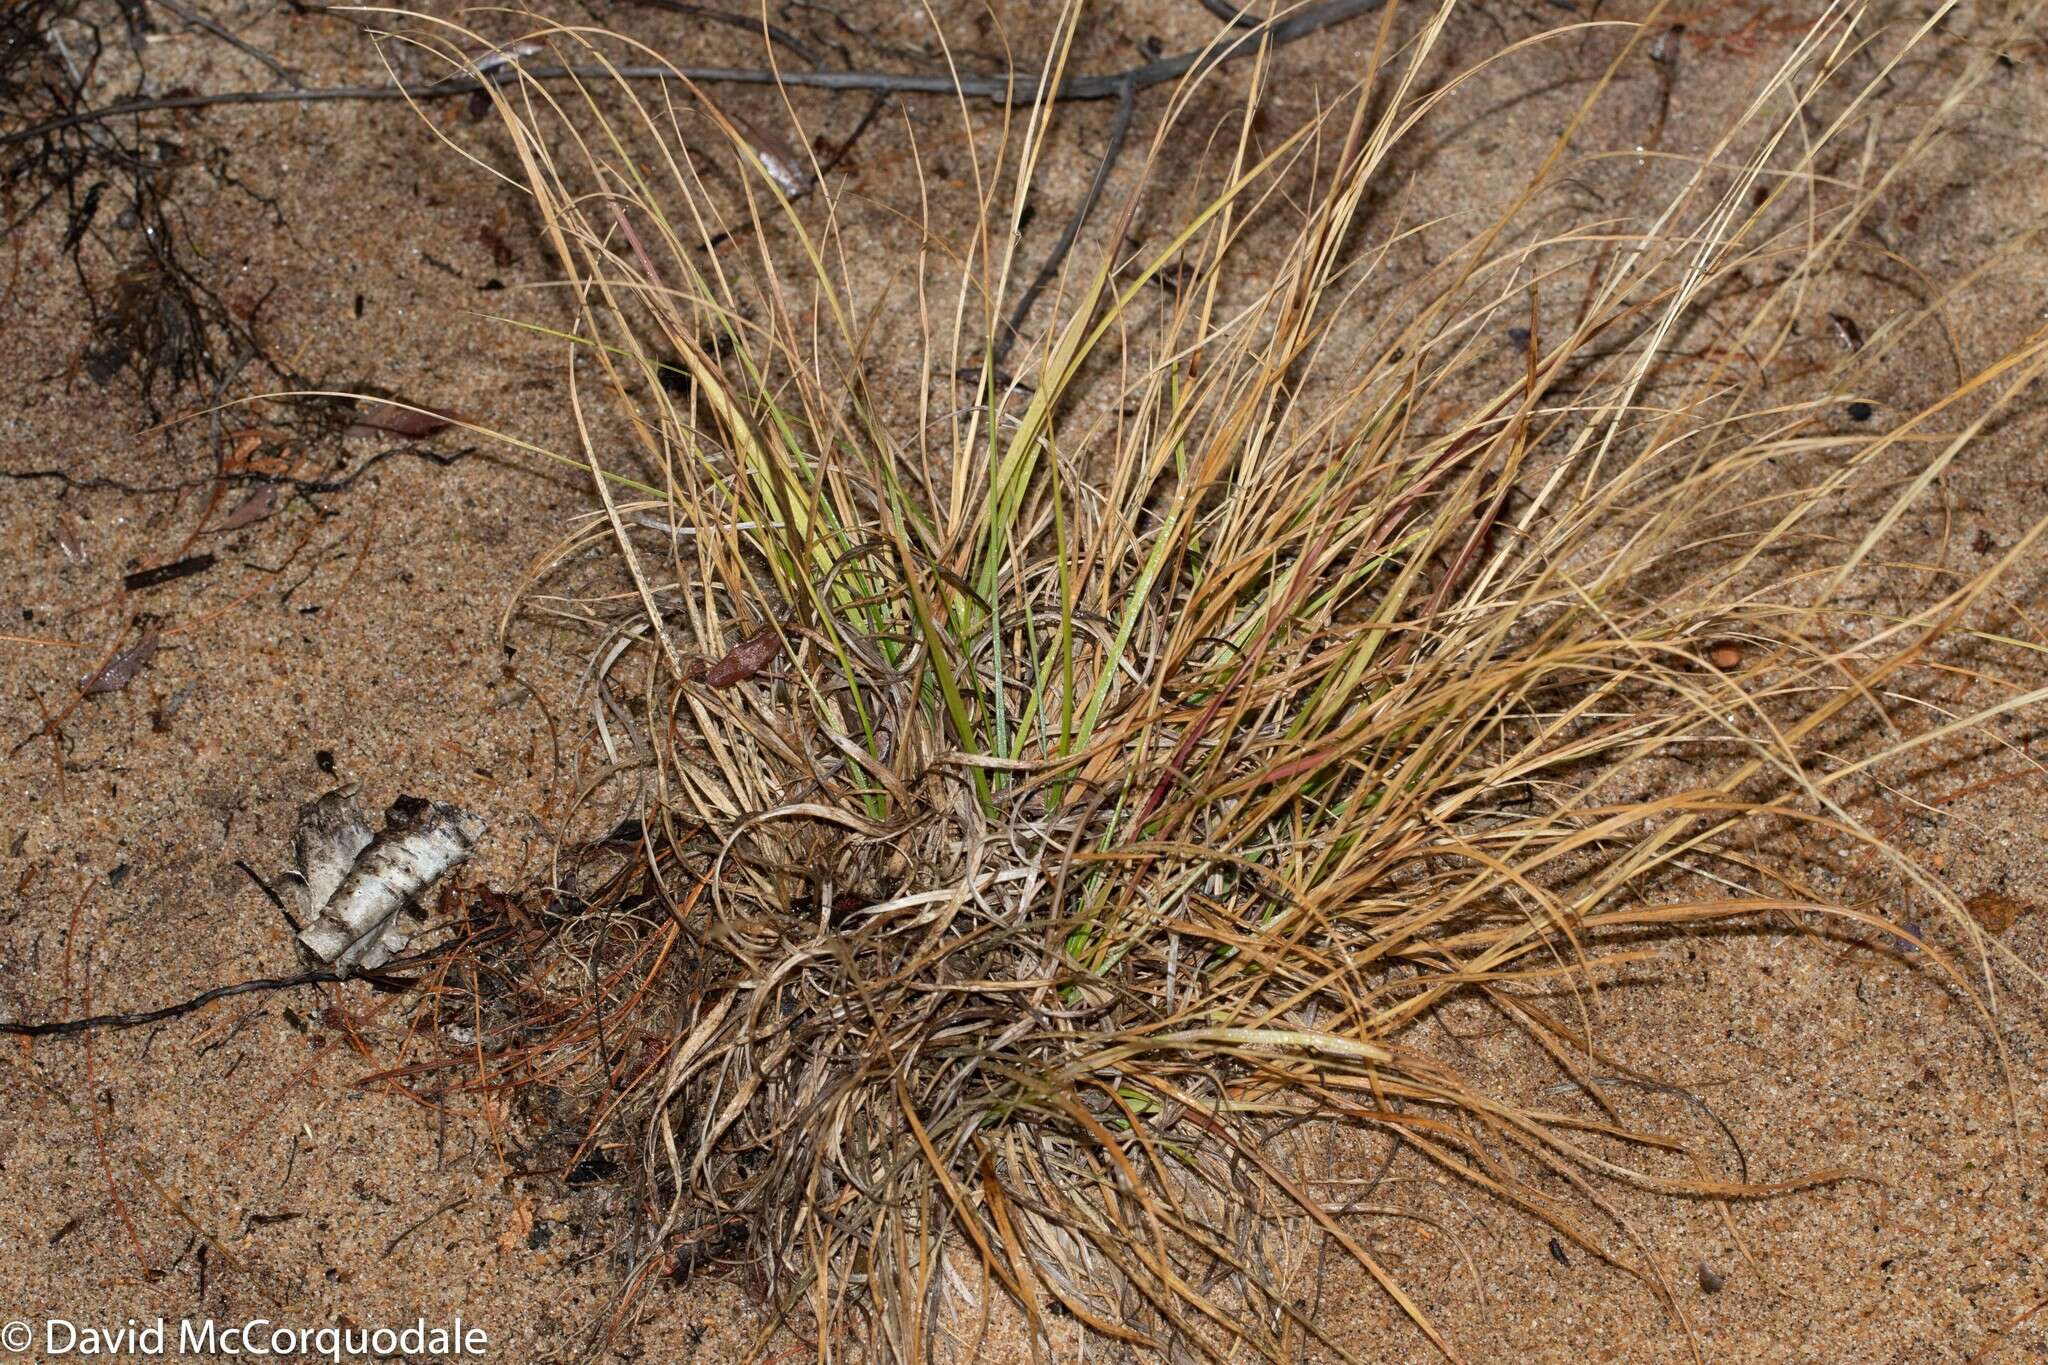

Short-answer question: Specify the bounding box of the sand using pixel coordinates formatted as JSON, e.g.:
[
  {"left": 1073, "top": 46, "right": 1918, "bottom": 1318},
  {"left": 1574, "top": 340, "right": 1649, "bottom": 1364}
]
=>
[{"left": 3, "top": 0, "right": 2046, "bottom": 1360}]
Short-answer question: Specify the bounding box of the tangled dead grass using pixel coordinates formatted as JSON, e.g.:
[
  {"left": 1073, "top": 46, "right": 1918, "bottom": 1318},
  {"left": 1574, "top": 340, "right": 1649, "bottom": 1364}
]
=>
[{"left": 369, "top": 1, "right": 2048, "bottom": 1359}]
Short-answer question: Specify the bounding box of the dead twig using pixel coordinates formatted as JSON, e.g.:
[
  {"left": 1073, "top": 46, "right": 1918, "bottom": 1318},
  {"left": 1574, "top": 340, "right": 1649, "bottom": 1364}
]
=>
[
  {"left": 0, "top": 936, "right": 496, "bottom": 1039},
  {"left": 2, "top": 0, "right": 1385, "bottom": 148}
]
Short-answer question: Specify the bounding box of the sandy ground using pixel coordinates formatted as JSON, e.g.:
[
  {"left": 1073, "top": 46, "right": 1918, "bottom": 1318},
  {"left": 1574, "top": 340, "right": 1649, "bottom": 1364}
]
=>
[{"left": 3, "top": 0, "right": 2047, "bottom": 1361}]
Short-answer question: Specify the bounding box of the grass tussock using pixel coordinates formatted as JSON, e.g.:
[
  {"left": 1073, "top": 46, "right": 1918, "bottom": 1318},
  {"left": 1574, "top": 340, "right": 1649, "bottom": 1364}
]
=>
[{"left": 380, "top": 2, "right": 2047, "bottom": 1359}]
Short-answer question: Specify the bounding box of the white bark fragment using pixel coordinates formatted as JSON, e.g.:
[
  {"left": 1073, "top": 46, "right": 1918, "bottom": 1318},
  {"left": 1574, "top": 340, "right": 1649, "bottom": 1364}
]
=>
[
  {"left": 294, "top": 792, "right": 484, "bottom": 975},
  {"left": 293, "top": 790, "right": 374, "bottom": 922}
]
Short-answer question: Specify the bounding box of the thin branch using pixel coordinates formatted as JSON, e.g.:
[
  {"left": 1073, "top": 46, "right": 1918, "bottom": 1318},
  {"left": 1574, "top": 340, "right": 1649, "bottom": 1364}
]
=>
[
  {"left": 0, "top": 935, "right": 500, "bottom": 1039},
  {"left": 2, "top": 0, "right": 1386, "bottom": 149}
]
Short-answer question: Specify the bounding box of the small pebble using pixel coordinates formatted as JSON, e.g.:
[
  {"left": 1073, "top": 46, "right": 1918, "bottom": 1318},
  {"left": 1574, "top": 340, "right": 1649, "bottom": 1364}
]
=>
[{"left": 1699, "top": 1262, "right": 1726, "bottom": 1293}]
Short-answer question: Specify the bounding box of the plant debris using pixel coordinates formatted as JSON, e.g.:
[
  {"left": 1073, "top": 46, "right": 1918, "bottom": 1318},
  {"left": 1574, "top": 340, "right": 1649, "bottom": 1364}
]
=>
[
  {"left": 1965, "top": 891, "right": 2031, "bottom": 936},
  {"left": 703, "top": 626, "right": 783, "bottom": 687},
  {"left": 293, "top": 790, "right": 484, "bottom": 974},
  {"left": 81, "top": 630, "right": 158, "bottom": 694},
  {"left": 344, "top": 398, "right": 457, "bottom": 439},
  {"left": 53, "top": 515, "right": 90, "bottom": 566},
  {"left": 213, "top": 483, "right": 279, "bottom": 532},
  {"left": 123, "top": 554, "right": 216, "bottom": 592}
]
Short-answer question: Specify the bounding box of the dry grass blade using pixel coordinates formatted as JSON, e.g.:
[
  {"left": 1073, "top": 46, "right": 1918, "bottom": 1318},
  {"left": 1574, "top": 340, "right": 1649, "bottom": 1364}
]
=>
[{"left": 381, "top": 2, "right": 2048, "bottom": 1359}]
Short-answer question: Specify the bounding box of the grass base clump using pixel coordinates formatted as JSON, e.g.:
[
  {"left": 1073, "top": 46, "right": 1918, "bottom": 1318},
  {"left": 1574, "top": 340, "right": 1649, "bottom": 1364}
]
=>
[{"left": 386, "top": 3, "right": 2048, "bottom": 1358}]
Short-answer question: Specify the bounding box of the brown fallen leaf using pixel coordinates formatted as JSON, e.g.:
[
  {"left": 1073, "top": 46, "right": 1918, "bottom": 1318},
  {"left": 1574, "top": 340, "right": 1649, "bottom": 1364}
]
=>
[
  {"left": 346, "top": 398, "right": 456, "bottom": 439},
  {"left": 1966, "top": 891, "right": 2032, "bottom": 936},
  {"left": 706, "top": 627, "right": 784, "bottom": 688},
  {"left": 213, "top": 482, "right": 278, "bottom": 532},
  {"left": 82, "top": 630, "right": 158, "bottom": 694}
]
